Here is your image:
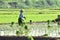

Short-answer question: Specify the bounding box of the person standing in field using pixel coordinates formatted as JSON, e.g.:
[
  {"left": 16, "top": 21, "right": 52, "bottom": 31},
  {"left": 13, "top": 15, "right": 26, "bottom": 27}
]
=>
[{"left": 18, "top": 9, "right": 26, "bottom": 25}]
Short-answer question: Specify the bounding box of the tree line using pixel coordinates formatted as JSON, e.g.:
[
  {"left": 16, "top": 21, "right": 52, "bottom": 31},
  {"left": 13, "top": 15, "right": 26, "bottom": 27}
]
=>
[{"left": 0, "top": 0, "right": 60, "bottom": 9}]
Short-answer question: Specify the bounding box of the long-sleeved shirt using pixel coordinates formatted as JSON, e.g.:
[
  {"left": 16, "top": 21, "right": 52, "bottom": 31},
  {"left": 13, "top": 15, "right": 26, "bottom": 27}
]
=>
[{"left": 19, "top": 12, "right": 23, "bottom": 19}]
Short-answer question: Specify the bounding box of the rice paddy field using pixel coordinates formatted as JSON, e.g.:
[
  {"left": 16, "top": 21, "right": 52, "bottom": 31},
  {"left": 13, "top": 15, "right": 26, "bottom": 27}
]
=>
[
  {"left": 0, "top": 9, "right": 60, "bottom": 37},
  {"left": 0, "top": 22, "right": 60, "bottom": 37},
  {"left": 0, "top": 9, "right": 60, "bottom": 23}
]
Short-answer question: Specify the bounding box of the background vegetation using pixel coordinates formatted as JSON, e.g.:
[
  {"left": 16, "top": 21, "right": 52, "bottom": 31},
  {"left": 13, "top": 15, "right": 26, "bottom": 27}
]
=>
[{"left": 0, "top": 0, "right": 60, "bottom": 9}]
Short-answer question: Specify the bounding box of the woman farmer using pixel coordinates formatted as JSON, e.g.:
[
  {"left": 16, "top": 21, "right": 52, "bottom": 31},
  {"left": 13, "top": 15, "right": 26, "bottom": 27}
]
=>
[{"left": 18, "top": 9, "right": 26, "bottom": 25}]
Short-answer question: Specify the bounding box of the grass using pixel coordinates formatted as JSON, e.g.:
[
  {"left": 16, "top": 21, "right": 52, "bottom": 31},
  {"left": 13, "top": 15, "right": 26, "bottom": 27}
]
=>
[{"left": 0, "top": 9, "right": 60, "bottom": 23}]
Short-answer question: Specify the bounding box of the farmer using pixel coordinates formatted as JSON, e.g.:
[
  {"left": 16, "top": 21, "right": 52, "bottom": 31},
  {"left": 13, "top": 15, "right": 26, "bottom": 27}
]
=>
[{"left": 18, "top": 9, "right": 26, "bottom": 25}]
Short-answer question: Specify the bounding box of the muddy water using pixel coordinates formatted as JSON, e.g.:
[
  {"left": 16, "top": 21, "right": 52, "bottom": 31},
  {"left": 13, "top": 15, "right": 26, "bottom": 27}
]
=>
[{"left": 0, "top": 22, "right": 60, "bottom": 37}]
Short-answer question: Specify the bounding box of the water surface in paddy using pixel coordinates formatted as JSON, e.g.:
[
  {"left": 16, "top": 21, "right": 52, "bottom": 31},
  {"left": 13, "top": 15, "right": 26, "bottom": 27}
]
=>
[{"left": 0, "top": 22, "right": 60, "bottom": 37}]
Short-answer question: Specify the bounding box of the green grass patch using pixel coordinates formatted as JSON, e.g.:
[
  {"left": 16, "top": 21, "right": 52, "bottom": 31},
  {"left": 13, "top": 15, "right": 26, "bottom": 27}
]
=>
[{"left": 0, "top": 9, "right": 59, "bottom": 23}]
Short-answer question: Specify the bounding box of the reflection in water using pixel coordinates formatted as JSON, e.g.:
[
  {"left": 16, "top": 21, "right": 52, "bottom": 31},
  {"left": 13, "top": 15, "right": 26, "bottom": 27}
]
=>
[{"left": 0, "top": 22, "right": 60, "bottom": 37}]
